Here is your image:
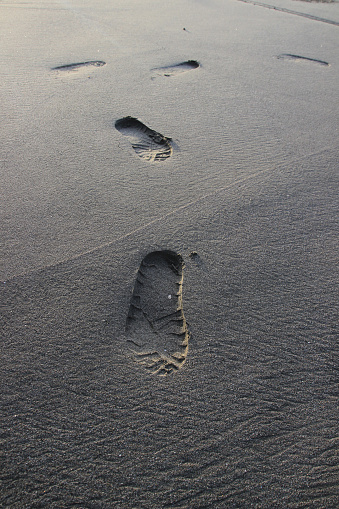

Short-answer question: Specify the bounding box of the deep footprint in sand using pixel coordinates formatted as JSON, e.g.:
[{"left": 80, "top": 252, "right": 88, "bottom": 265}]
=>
[
  {"left": 151, "top": 60, "right": 200, "bottom": 78},
  {"left": 52, "top": 60, "right": 106, "bottom": 72},
  {"left": 277, "top": 54, "right": 329, "bottom": 66},
  {"left": 115, "top": 117, "right": 173, "bottom": 162},
  {"left": 126, "top": 251, "right": 189, "bottom": 376}
]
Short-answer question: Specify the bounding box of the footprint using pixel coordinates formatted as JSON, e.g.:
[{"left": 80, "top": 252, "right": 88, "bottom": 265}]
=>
[
  {"left": 115, "top": 117, "right": 173, "bottom": 162},
  {"left": 126, "top": 251, "right": 189, "bottom": 376},
  {"left": 277, "top": 54, "right": 329, "bottom": 66},
  {"left": 52, "top": 60, "right": 106, "bottom": 72},
  {"left": 151, "top": 60, "right": 200, "bottom": 78},
  {"left": 189, "top": 251, "right": 204, "bottom": 268}
]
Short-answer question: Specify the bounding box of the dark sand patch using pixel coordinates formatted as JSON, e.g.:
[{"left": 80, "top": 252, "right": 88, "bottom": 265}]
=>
[
  {"left": 277, "top": 54, "right": 330, "bottom": 65},
  {"left": 115, "top": 117, "right": 173, "bottom": 162},
  {"left": 151, "top": 60, "right": 200, "bottom": 77},
  {"left": 126, "top": 251, "right": 189, "bottom": 375}
]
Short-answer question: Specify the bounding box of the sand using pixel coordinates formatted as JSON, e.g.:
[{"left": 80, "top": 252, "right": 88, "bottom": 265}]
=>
[{"left": 1, "top": 0, "right": 339, "bottom": 507}]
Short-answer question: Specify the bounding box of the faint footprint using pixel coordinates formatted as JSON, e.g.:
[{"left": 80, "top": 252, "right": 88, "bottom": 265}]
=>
[
  {"left": 126, "top": 251, "right": 189, "bottom": 375},
  {"left": 115, "top": 117, "right": 173, "bottom": 162},
  {"left": 189, "top": 251, "right": 204, "bottom": 268},
  {"left": 52, "top": 60, "right": 106, "bottom": 73},
  {"left": 151, "top": 60, "right": 200, "bottom": 78},
  {"left": 277, "top": 54, "right": 329, "bottom": 66}
]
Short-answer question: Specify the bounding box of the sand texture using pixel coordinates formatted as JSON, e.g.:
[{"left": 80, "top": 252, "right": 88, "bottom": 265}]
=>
[{"left": 1, "top": 0, "right": 339, "bottom": 507}]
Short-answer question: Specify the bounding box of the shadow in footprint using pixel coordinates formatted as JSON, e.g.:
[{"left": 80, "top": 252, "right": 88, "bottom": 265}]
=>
[
  {"left": 277, "top": 54, "right": 329, "bottom": 66},
  {"left": 115, "top": 117, "right": 173, "bottom": 162},
  {"left": 52, "top": 61, "right": 106, "bottom": 72},
  {"left": 126, "top": 251, "right": 189, "bottom": 376},
  {"left": 151, "top": 60, "right": 200, "bottom": 78}
]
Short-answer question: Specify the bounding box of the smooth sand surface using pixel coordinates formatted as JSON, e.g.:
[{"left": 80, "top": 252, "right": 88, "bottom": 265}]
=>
[{"left": 1, "top": 0, "right": 339, "bottom": 507}]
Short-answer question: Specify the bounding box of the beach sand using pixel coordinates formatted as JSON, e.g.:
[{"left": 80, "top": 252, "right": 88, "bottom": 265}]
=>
[{"left": 1, "top": 0, "right": 339, "bottom": 507}]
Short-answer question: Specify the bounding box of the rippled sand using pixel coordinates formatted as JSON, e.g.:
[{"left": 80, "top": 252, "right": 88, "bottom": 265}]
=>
[{"left": 1, "top": 0, "right": 338, "bottom": 507}]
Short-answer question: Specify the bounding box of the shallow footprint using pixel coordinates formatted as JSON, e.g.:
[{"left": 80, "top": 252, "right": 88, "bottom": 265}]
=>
[
  {"left": 52, "top": 60, "right": 106, "bottom": 73},
  {"left": 126, "top": 251, "right": 189, "bottom": 376},
  {"left": 115, "top": 117, "right": 173, "bottom": 162},
  {"left": 277, "top": 54, "right": 329, "bottom": 66},
  {"left": 151, "top": 60, "right": 200, "bottom": 78}
]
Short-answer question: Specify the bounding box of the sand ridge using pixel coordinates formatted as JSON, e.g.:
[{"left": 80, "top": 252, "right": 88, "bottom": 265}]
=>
[{"left": 238, "top": 0, "right": 339, "bottom": 25}]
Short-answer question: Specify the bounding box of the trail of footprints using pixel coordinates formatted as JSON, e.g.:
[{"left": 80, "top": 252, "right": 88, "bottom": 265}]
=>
[
  {"left": 52, "top": 51, "right": 329, "bottom": 167},
  {"left": 114, "top": 61, "right": 200, "bottom": 162},
  {"left": 52, "top": 33, "right": 330, "bottom": 376},
  {"left": 126, "top": 251, "right": 189, "bottom": 376}
]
